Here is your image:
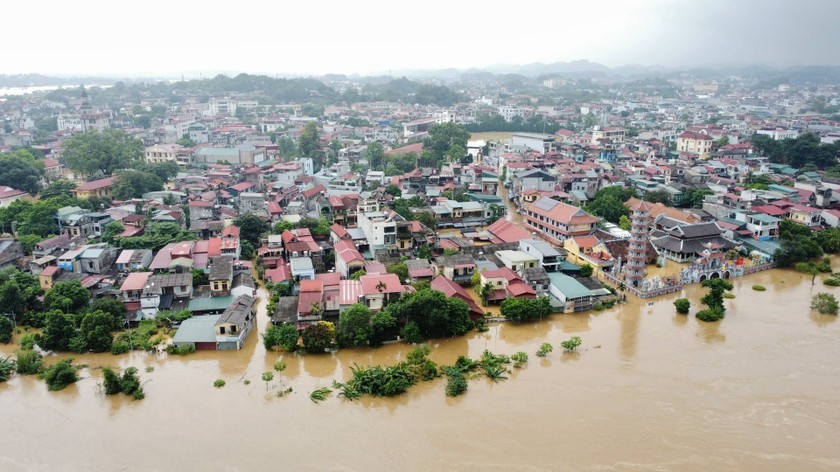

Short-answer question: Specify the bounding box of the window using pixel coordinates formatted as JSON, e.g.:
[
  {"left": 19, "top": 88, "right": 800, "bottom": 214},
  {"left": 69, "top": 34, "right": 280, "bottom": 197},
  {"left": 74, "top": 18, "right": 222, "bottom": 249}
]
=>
[{"left": 219, "top": 326, "right": 226, "bottom": 334}]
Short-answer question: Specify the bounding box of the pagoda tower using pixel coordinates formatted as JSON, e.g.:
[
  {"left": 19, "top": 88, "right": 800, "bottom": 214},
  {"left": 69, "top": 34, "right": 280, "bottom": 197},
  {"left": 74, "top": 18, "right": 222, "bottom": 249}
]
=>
[{"left": 625, "top": 199, "right": 651, "bottom": 287}]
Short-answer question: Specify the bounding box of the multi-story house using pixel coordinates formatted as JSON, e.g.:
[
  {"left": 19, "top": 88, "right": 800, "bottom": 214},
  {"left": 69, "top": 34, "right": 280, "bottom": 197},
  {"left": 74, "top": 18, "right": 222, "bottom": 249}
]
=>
[{"left": 523, "top": 197, "right": 599, "bottom": 246}]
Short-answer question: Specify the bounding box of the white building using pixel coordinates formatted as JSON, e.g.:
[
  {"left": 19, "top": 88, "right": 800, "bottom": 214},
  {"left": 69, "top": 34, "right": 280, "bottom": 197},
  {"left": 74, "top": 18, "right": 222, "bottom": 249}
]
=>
[
  {"left": 499, "top": 106, "right": 527, "bottom": 122},
  {"left": 755, "top": 128, "right": 798, "bottom": 141}
]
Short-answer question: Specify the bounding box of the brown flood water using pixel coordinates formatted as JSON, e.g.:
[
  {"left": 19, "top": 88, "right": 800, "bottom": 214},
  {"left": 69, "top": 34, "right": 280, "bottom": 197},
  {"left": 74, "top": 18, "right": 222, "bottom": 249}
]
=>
[{"left": 2, "top": 267, "right": 840, "bottom": 471}]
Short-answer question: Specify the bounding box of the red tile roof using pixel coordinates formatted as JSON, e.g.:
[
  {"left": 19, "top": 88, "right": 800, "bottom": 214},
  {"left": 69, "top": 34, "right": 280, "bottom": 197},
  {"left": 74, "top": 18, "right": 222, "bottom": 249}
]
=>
[
  {"left": 75, "top": 176, "right": 117, "bottom": 191},
  {"left": 120, "top": 272, "right": 151, "bottom": 291},
  {"left": 486, "top": 218, "right": 531, "bottom": 243},
  {"left": 431, "top": 275, "right": 483, "bottom": 317},
  {"left": 360, "top": 273, "right": 404, "bottom": 295}
]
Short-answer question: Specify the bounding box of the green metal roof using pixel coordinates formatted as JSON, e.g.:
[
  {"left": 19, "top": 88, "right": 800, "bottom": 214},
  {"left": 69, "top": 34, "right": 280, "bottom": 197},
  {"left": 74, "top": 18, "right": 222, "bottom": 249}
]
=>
[
  {"left": 750, "top": 213, "right": 780, "bottom": 223},
  {"left": 172, "top": 315, "right": 220, "bottom": 343},
  {"left": 559, "top": 260, "right": 580, "bottom": 271},
  {"left": 737, "top": 237, "right": 781, "bottom": 257},
  {"left": 548, "top": 273, "right": 596, "bottom": 299},
  {"left": 467, "top": 193, "right": 502, "bottom": 203},
  {"left": 188, "top": 296, "right": 235, "bottom": 312}
]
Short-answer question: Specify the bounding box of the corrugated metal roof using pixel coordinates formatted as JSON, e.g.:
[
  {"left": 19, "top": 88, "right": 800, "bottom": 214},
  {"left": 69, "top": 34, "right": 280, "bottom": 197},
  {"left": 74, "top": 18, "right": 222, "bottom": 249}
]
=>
[
  {"left": 188, "top": 296, "right": 235, "bottom": 312},
  {"left": 173, "top": 315, "right": 221, "bottom": 344}
]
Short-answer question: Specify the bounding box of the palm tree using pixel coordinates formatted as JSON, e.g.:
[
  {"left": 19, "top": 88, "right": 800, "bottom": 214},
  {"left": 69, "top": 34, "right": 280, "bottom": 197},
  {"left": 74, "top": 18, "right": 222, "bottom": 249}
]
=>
[
  {"left": 376, "top": 281, "right": 386, "bottom": 293},
  {"left": 479, "top": 282, "right": 493, "bottom": 307}
]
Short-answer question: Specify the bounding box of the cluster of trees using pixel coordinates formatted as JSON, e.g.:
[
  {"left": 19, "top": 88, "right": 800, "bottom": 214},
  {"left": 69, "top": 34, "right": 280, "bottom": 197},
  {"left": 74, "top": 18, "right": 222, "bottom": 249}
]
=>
[
  {"left": 680, "top": 188, "right": 714, "bottom": 208},
  {"left": 113, "top": 222, "right": 195, "bottom": 251},
  {"left": 62, "top": 129, "right": 143, "bottom": 177},
  {"left": 3, "top": 274, "right": 129, "bottom": 354},
  {"left": 382, "top": 151, "right": 418, "bottom": 176},
  {"left": 752, "top": 133, "right": 840, "bottom": 170},
  {"left": 774, "top": 220, "right": 840, "bottom": 267},
  {"left": 422, "top": 122, "right": 470, "bottom": 169},
  {"left": 327, "top": 289, "right": 474, "bottom": 349},
  {"left": 500, "top": 297, "right": 552, "bottom": 322},
  {"left": 0, "top": 269, "right": 45, "bottom": 336},
  {"left": 234, "top": 214, "right": 270, "bottom": 246},
  {"left": 464, "top": 113, "right": 563, "bottom": 134},
  {"left": 0, "top": 148, "right": 44, "bottom": 194},
  {"left": 393, "top": 196, "right": 435, "bottom": 228},
  {"left": 586, "top": 186, "right": 635, "bottom": 223},
  {"left": 359, "top": 78, "right": 462, "bottom": 106},
  {"left": 112, "top": 170, "right": 164, "bottom": 200},
  {"left": 102, "top": 366, "right": 145, "bottom": 400},
  {"left": 0, "top": 195, "right": 84, "bottom": 252},
  {"left": 811, "top": 293, "right": 839, "bottom": 315}
]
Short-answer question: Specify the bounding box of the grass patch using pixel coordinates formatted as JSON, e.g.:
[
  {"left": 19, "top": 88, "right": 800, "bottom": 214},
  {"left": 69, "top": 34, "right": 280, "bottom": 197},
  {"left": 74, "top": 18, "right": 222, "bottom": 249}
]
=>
[{"left": 752, "top": 285, "right": 766, "bottom": 291}]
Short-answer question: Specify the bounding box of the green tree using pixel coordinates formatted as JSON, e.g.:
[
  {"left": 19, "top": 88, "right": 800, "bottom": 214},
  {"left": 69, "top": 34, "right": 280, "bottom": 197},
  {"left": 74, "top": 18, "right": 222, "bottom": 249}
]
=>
[
  {"left": 796, "top": 261, "right": 820, "bottom": 285},
  {"left": 673, "top": 298, "right": 691, "bottom": 314},
  {"left": 191, "top": 269, "right": 208, "bottom": 287},
  {"left": 811, "top": 292, "right": 839, "bottom": 315},
  {"left": 240, "top": 240, "right": 255, "bottom": 260},
  {"left": 0, "top": 150, "right": 44, "bottom": 194},
  {"left": 274, "top": 221, "right": 295, "bottom": 233},
  {"left": 78, "top": 310, "right": 114, "bottom": 353},
  {"left": 136, "top": 161, "right": 179, "bottom": 182},
  {"left": 696, "top": 278, "right": 734, "bottom": 322},
  {"left": 0, "top": 280, "right": 26, "bottom": 318},
  {"left": 645, "top": 189, "right": 672, "bottom": 205},
  {"left": 42, "top": 359, "right": 79, "bottom": 391},
  {"left": 112, "top": 170, "right": 164, "bottom": 200},
  {"left": 337, "top": 303, "right": 372, "bottom": 348},
  {"left": 101, "top": 221, "right": 124, "bottom": 244},
  {"left": 299, "top": 122, "right": 322, "bottom": 166},
  {"left": 102, "top": 366, "right": 122, "bottom": 394},
  {"left": 234, "top": 214, "right": 270, "bottom": 245},
  {"left": 62, "top": 129, "right": 143, "bottom": 177},
  {"left": 578, "top": 263, "right": 594, "bottom": 278},
  {"left": 368, "top": 311, "right": 397, "bottom": 347},
  {"left": 40, "top": 310, "right": 77, "bottom": 351},
  {"left": 561, "top": 336, "right": 582, "bottom": 351},
  {"left": 302, "top": 321, "right": 335, "bottom": 353},
  {"left": 44, "top": 280, "right": 90, "bottom": 313},
  {"left": 587, "top": 186, "right": 634, "bottom": 223},
  {"left": 263, "top": 323, "right": 299, "bottom": 351},
  {"left": 262, "top": 371, "right": 274, "bottom": 389},
  {"left": 385, "top": 288, "right": 472, "bottom": 339},
  {"left": 384, "top": 184, "right": 401, "bottom": 197},
  {"left": 423, "top": 122, "right": 470, "bottom": 167},
  {"left": 177, "top": 137, "right": 197, "bottom": 147},
  {"left": 500, "top": 297, "right": 552, "bottom": 322},
  {"left": 117, "top": 222, "right": 195, "bottom": 251},
  {"left": 90, "top": 297, "right": 127, "bottom": 330},
  {"left": 0, "top": 316, "right": 13, "bottom": 343},
  {"left": 386, "top": 262, "right": 409, "bottom": 282},
  {"left": 367, "top": 142, "right": 385, "bottom": 171},
  {"left": 619, "top": 215, "right": 631, "bottom": 230}
]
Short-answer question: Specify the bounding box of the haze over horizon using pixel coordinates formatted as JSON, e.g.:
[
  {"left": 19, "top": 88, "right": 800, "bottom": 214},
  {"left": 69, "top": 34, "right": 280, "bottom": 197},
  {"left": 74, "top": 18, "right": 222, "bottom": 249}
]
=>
[{"left": 5, "top": 0, "right": 840, "bottom": 78}]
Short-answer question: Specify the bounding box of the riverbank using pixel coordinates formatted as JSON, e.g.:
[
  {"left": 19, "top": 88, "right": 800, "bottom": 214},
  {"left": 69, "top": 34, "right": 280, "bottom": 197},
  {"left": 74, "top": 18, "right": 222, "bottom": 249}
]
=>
[{"left": 1, "top": 266, "right": 839, "bottom": 470}]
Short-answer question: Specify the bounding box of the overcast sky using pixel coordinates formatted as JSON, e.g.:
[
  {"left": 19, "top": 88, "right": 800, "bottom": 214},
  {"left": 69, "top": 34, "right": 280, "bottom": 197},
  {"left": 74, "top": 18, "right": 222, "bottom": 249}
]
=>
[{"left": 4, "top": 0, "right": 840, "bottom": 77}]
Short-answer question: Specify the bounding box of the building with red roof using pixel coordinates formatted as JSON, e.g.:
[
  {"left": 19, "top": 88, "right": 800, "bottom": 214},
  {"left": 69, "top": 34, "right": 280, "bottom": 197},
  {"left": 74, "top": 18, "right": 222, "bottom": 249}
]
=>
[
  {"left": 430, "top": 275, "right": 484, "bottom": 319},
  {"left": 523, "top": 197, "right": 598, "bottom": 245},
  {"left": 297, "top": 279, "right": 324, "bottom": 322},
  {"left": 359, "top": 273, "right": 404, "bottom": 312},
  {"left": 73, "top": 176, "right": 117, "bottom": 199}
]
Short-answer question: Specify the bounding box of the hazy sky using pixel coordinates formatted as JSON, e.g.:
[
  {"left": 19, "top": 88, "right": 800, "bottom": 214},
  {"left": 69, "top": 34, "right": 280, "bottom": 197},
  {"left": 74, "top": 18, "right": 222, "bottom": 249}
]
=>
[{"left": 4, "top": 0, "right": 840, "bottom": 77}]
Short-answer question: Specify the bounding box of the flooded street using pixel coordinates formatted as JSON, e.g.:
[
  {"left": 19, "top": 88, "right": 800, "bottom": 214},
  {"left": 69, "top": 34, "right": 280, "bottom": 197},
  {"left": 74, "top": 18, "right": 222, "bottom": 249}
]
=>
[{"left": 1, "top": 269, "right": 840, "bottom": 471}]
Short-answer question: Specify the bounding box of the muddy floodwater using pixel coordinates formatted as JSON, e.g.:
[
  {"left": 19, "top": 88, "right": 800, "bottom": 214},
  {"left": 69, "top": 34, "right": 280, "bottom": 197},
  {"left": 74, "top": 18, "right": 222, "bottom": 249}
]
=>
[{"left": 2, "top": 267, "right": 840, "bottom": 471}]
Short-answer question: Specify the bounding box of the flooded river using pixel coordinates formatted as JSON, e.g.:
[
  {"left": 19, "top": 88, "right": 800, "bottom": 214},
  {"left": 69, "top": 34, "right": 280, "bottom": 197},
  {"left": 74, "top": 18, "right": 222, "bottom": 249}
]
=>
[{"left": 2, "top": 268, "right": 840, "bottom": 471}]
